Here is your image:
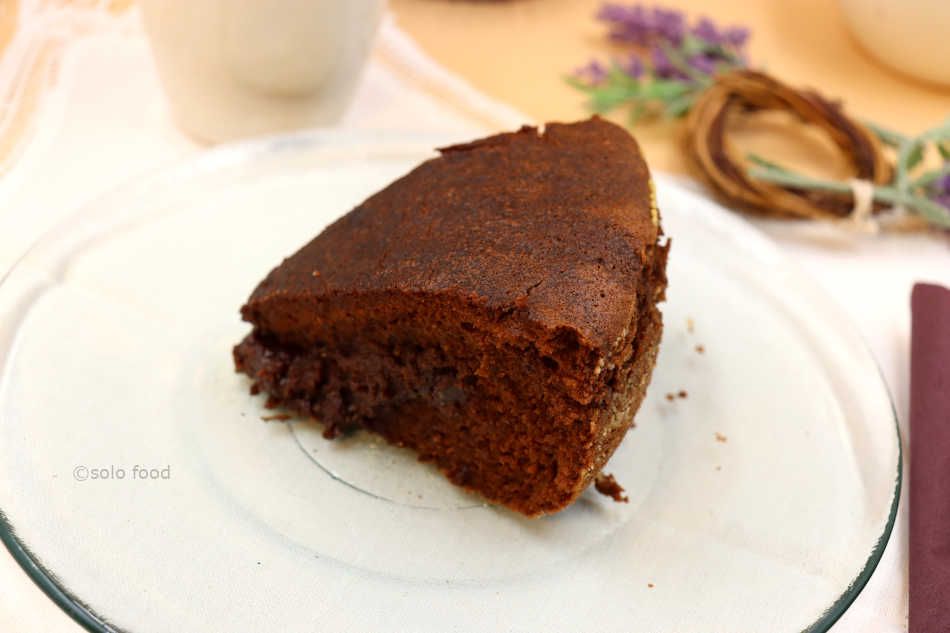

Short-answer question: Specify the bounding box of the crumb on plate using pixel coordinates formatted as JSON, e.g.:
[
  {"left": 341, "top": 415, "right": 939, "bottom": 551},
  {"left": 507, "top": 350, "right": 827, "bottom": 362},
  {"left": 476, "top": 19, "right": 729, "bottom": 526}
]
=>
[{"left": 594, "top": 473, "right": 629, "bottom": 503}]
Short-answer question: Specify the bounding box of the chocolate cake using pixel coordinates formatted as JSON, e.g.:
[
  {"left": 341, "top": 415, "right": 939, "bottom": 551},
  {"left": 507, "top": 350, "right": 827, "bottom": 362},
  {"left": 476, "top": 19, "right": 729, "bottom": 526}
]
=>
[{"left": 233, "top": 117, "right": 668, "bottom": 516}]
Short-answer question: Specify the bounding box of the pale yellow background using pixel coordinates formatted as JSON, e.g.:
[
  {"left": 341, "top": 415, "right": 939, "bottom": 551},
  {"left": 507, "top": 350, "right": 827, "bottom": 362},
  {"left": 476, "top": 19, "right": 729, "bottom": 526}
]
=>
[
  {"left": 2, "top": 1, "right": 948, "bottom": 178},
  {"left": 392, "top": 0, "right": 950, "bottom": 174}
]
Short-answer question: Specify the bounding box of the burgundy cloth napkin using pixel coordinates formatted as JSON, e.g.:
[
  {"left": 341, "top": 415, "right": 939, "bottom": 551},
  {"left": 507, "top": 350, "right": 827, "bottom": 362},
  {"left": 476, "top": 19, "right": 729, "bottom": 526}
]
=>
[{"left": 909, "top": 283, "right": 950, "bottom": 633}]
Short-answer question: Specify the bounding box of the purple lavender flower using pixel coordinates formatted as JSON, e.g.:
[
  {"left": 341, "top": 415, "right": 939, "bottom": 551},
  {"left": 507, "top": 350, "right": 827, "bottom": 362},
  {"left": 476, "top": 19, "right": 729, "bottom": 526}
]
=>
[
  {"left": 692, "top": 16, "right": 749, "bottom": 52},
  {"left": 650, "top": 45, "right": 685, "bottom": 79},
  {"left": 723, "top": 25, "right": 751, "bottom": 48},
  {"left": 688, "top": 53, "right": 717, "bottom": 75},
  {"left": 574, "top": 59, "right": 608, "bottom": 84},
  {"left": 651, "top": 7, "right": 686, "bottom": 43},
  {"left": 574, "top": 56, "right": 645, "bottom": 85},
  {"left": 691, "top": 17, "right": 722, "bottom": 45},
  {"left": 597, "top": 4, "right": 685, "bottom": 45},
  {"left": 597, "top": 4, "right": 750, "bottom": 65},
  {"left": 569, "top": 5, "right": 754, "bottom": 123},
  {"left": 598, "top": 4, "right": 653, "bottom": 44},
  {"left": 939, "top": 172, "right": 950, "bottom": 193},
  {"left": 624, "top": 55, "right": 645, "bottom": 79},
  {"left": 932, "top": 170, "right": 950, "bottom": 208}
]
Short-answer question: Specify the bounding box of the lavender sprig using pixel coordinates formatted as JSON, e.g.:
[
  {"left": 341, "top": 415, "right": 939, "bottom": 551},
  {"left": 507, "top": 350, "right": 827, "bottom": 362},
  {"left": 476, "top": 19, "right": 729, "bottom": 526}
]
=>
[
  {"left": 572, "top": 3, "right": 950, "bottom": 231},
  {"left": 749, "top": 119, "right": 950, "bottom": 229},
  {"left": 569, "top": 4, "right": 749, "bottom": 123}
]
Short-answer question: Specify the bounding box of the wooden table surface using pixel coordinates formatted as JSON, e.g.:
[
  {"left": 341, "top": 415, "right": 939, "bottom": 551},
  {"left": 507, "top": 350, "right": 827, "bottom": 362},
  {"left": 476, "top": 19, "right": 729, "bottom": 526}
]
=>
[{"left": 391, "top": 0, "right": 950, "bottom": 175}]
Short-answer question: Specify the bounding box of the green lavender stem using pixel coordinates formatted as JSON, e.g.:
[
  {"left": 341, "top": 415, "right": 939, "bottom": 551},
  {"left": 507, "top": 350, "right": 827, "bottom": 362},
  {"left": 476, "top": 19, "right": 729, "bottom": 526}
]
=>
[
  {"left": 747, "top": 118, "right": 950, "bottom": 230},
  {"left": 659, "top": 41, "right": 713, "bottom": 87},
  {"left": 913, "top": 163, "right": 950, "bottom": 190},
  {"left": 863, "top": 121, "right": 909, "bottom": 148},
  {"left": 748, "top": 167, "right": 950, "bottom": 228}
]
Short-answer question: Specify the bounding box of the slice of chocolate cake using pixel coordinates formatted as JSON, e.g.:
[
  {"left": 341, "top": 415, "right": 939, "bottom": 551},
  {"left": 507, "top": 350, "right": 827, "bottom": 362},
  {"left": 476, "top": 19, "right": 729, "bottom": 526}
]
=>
[{"left": 234, "top": 117, "right": 668, "bottom": 516}]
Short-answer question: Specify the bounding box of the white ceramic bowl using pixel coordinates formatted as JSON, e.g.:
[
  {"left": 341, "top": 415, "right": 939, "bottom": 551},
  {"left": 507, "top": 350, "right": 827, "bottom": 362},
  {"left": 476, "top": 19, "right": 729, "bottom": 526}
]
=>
[
  {"left": 141, "top": 0, "right": 384, "bottom": 143},
  {"left": 838, "top": 0, "right": 950, "bottom": 85}
]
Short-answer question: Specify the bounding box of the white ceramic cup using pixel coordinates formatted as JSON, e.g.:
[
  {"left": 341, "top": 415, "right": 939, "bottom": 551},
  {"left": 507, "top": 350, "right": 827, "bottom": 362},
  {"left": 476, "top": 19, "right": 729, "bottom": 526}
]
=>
[
  {"left": 837, "top": 0, "right": 950, "bottom": 86},
  {"left": 141, "top": 0, "right": 384, "bottom": 143}
]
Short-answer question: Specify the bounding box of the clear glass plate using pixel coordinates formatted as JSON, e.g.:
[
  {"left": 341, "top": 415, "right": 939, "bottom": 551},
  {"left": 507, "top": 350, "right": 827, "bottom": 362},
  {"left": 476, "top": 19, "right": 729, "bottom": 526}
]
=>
[{"left": 0, "top": 131, "right": 900, "bottom": 633}]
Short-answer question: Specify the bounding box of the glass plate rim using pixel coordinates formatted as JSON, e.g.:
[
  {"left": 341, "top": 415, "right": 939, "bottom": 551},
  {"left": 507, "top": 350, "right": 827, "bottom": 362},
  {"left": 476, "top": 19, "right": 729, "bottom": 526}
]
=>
[{"left": 0, "top": 129, "right": 903, "bottom": 633}]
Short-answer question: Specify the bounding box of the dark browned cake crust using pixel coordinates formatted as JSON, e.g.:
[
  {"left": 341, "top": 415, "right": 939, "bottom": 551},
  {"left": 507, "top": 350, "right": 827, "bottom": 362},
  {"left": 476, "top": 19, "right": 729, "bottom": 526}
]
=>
[
  {"left": 234, "top": 117, "right": 668, "bottom": 516},
  {"left": 594, "top": 473, "right": 629, "bottom": 503}
]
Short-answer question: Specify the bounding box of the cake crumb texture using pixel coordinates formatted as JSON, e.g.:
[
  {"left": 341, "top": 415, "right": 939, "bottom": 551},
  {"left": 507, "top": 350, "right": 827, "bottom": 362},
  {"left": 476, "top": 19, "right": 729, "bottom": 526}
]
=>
[{"left": 233, "top": 117, "right": 668, "bottom": 516}]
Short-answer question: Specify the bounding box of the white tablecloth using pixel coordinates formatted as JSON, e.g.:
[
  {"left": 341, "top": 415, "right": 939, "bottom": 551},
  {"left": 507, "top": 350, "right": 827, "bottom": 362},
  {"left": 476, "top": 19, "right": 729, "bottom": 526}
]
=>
[{"left": 0, "top": 5, "right": 947, "bottom": 632}]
